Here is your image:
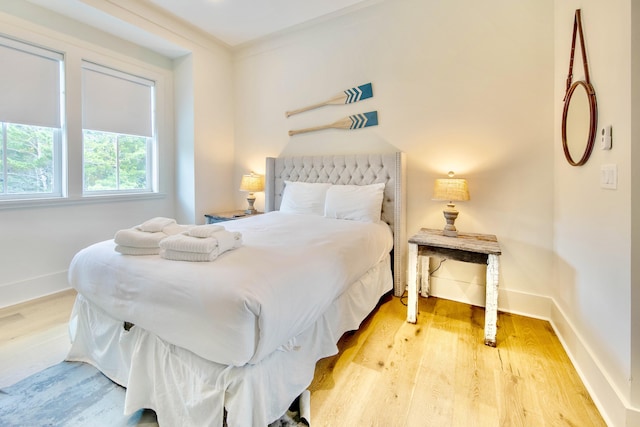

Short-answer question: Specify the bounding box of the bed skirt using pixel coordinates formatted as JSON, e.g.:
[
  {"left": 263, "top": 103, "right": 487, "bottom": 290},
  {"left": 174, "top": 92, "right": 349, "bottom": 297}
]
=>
[{"left": 66, "top": 255, "right": 392, "bottom": 427}]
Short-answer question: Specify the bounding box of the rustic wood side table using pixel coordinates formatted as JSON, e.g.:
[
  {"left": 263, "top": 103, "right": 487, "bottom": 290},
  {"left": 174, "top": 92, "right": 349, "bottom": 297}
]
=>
[{"left": 406, "top": 228, "right": 502, "bottom": 346}]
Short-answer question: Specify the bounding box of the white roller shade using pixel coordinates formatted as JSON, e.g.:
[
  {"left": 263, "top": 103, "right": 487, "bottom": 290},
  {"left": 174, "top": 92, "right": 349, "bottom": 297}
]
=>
[
  {"left": 0, "top": 36, "right": 63, "bottom": 128},
  {"left": 82, "top": 61, "right": 154, "bottom": 137}
]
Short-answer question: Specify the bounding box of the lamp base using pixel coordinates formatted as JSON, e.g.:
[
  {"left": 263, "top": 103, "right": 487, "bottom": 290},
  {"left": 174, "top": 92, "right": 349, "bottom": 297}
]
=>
[
  {"left": 245, "top": 193, "right": 257, "bottom": 215},
  {"left": 442, "top": 228, "right": 458, "bottom": 237},
  {"left": 442, "top": 204, "right": 459, "bottom": 237}
]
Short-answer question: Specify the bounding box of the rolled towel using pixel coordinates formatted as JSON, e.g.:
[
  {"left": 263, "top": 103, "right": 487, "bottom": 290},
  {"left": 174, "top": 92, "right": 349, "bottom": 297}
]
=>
[
  {"left": 135, "top": 217, "right": 176, "bottom": 233},
  {"left": 163, "top": 223, "right": 192, "bottom": 236},
  {"left": 186, "top": 224, "right": 225, "bottom": 238},
  {"left": 115, "top": 245, "right": 160, "bottom": 256},
  {"left": 114, "top": 229, "right": 167, "bottom": 248}
]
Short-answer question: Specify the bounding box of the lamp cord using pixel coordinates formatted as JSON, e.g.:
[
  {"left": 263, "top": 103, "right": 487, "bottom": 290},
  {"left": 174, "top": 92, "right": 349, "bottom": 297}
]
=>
[{"left": 399, "top": 259, "right": 446, "bottom": 306}]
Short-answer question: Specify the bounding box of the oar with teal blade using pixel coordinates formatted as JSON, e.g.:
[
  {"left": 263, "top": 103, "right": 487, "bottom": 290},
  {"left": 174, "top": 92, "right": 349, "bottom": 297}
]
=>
[
  {"left": 286, "top": 83, "right": 373, "bottom": 117},
  {"left": 289, "top": 111, "right": 378, "bottom": 136}
]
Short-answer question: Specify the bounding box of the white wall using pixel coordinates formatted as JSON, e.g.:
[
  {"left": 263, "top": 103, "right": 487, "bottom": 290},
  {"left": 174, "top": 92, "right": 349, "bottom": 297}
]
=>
[
  {"left": 631, "top": 1, "right": 640, "bottom": 421},
  {"left": 191, "top": 50, "right": 236, "bottom": 224},
  {"left": 233, "top": 0, "right": 555, "bottom": 316},
  {"left": 553, "top": 1, "right": 638, "bottom": 425}
]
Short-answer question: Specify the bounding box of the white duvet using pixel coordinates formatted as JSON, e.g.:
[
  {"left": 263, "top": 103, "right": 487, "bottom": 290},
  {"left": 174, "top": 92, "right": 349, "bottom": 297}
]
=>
[{"left": 68, "top": 212, "right": 393, "bottom": 366}]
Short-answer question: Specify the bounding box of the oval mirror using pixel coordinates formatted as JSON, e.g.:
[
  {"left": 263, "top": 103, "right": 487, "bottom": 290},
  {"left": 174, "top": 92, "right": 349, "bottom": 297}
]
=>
[{"left": 561, "top": 80, "right": 597, "bottom": 166}]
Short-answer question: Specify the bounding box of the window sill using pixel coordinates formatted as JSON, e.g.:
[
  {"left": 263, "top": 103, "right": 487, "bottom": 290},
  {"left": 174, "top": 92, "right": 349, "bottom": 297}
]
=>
[{"left": 0, "top": 192, "right": 167, "bottom": 211}]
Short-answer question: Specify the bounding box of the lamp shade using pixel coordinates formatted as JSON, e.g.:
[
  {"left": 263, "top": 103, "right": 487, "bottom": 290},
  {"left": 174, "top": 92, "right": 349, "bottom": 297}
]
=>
[
  {"left": 432, "top": 178, "right": 470, "bottom": 202},
  {"left": 239, "top": 173, "right": 264, "bottom": 193}
]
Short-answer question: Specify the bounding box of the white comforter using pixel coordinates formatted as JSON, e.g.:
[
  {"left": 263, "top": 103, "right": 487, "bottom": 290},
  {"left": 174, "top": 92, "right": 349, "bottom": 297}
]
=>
[{"left": 68, "top": 212, "right": 393, "bottom": 366}]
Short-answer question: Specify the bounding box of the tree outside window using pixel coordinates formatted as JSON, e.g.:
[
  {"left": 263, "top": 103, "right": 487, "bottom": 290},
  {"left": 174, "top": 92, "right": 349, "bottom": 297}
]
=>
[
  {"left": 83, "top": 130, "right": 149, "bottom": 192},
  {"left": 0, "top": 123, "right": 56, "bottom": 195}
]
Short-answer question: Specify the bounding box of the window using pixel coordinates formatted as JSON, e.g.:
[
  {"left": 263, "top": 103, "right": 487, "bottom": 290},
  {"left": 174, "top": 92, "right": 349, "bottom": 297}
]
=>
[
  {"left": 81, "top": 61, "right": 156, "bottom": 194},
  {"left": 0, "top": 36, "right": 63, "bottom": 199}
]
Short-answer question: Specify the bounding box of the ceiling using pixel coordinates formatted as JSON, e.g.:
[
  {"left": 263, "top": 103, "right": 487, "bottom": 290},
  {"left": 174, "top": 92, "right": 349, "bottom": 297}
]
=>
[
  {"left": 26, "top": 0, "right": 375, "bottom": 52},
  {"left": 147, "top": 0, "right": 372, "bottom": 47}
]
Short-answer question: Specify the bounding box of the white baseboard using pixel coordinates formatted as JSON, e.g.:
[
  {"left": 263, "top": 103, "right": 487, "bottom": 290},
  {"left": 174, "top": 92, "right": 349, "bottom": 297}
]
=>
[
  {"left": 549, "top": 299, "right": 636, "bottom": 427},
  {"left": 429, "top": 278, "right": 552, "bottom": 319},
  {"left": 0, "top": 271, "right": 69, "bottom": 309},
  {"left": 627, "top": 407, "right": 640, "bottom": 427},
  {"left": 429, "top": 278, "right": 637, "bottom": 427}
]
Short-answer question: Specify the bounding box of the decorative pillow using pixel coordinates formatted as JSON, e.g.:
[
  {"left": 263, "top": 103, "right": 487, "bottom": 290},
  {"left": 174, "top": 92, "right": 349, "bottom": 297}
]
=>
[
  {"left": 324, "top": 182, "right": 386, "bottom": 223},
  {"left": 279, "top": 181, "right": 332, "bottom": 216}
]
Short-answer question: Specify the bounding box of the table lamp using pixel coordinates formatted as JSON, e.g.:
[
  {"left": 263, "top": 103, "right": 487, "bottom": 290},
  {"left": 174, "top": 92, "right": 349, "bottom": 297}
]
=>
[
  {"left": 239, "top": 172, "right": 264, "bottom": 214},
  {"left": 432, "top": 171, "right": 470, "bottom": 237}
]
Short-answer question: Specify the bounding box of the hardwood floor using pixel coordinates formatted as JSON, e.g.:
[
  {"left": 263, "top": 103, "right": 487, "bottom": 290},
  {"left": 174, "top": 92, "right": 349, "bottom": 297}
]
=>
[
  {"left": 0, "top": 290, "right": 606, "bottom": 426},
  {"left": 0, "top": 289, "right": 76, "bottom": 388},
  {"left": 310, "top": 294, "right": 607, "bottom": 427}
]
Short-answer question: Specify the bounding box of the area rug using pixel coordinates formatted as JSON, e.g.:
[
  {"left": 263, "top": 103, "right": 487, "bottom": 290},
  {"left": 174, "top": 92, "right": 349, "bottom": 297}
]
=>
[{"left": 0, "top": 361, "right": 310, "bottom": 426}]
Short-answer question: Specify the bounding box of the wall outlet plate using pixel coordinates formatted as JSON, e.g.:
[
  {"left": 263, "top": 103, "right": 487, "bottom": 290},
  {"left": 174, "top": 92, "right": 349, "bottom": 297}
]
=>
[{"left": 600, "top": 164, "right": 617, "bottom": 189}]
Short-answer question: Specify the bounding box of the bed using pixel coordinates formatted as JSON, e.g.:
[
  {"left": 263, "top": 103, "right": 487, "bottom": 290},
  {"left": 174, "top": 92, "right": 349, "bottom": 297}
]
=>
[{"left": 66, "top": 152, "right": 406, "bottom": 426}]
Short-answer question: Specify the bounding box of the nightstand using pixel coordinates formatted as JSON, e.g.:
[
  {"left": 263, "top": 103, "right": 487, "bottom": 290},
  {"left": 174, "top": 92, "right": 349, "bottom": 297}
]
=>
[
  {"left": 205, "top": 210, "right": 263, "bottom": 224},
  {"left": 407, "top": 228, "right": 502, "bottom": 346}
]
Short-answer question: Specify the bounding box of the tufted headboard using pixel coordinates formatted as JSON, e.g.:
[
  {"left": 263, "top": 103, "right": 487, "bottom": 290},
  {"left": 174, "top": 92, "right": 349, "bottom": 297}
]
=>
[{"left": 265, "top": 152, "right": 406, "bottom": 296}]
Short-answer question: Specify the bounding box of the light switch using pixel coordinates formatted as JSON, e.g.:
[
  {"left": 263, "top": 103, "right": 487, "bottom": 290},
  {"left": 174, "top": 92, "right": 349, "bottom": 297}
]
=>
[{"left": 600, "top": 164, "right": 617, "bottom": 189}]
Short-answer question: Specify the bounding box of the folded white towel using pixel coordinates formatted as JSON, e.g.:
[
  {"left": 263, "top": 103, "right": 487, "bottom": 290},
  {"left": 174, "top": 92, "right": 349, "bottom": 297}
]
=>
[
  {"left": 210, "top": 230, "right": 241, "bottom": 254},
  {"left": 160, "top": 233, "right": 216, "bottom": 253},
  {"left": 115, "top": 245, "right": 160, "bottom": 256},
  {"left": 160, "top": 249, "right": 219, "bottom": 262},
  {"left": 114, "top": 229, "right": 167, "bottom": 248},
  {"left": 160, "top": 233, "right": 242, "bottom": 262},
  {"left": 159, "top": 231, "right": 242, "bottom": 254},
  {"left": 186, "top": 224, "right": 225, "bottom": 238},
  {"left": 135, "top": 217, "right": 177, "bottom": 233}
]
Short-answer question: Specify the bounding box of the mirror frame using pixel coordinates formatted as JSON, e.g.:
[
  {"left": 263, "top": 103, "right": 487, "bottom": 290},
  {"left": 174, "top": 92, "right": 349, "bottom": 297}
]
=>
[
  {"left": 562, "top": 9, "right": 598, "bottom": 167},
  {"left": 561, "top": 80, "right": 598, "bottom": 166}
]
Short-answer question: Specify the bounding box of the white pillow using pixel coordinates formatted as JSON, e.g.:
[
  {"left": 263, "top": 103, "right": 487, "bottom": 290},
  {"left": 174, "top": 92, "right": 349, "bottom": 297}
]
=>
[
  {"left": 324, "top": 183, "right": 386, "bottom": 223},
  {"left": 279, "top": 181, "right": 332, "bottom": 216}
]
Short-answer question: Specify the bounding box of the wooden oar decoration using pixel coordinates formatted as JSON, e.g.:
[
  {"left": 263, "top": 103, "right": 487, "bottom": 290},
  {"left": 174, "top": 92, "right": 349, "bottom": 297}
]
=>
[
  {"left": 286, "top": 83, "right": 373, "bottom": 117},
  {"left": 289, "top": 111, "right": 378, "bottom": 136}
]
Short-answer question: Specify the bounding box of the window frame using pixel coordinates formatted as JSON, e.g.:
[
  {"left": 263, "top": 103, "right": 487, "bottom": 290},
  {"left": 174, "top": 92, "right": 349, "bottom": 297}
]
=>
[{"left": 80, "top": 60, "right": 158, "bottom": 197}]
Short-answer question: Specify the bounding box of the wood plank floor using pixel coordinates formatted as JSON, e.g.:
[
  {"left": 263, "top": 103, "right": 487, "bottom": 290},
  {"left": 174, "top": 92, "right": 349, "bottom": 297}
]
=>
[
  {"left": 0, "top": 290, "right": 606, "bottom": 426},
  {"left": 310, "top": 293, "right": 607, "bottom": 427},
  {"left": 0, "top": 289, "right": 77, "bottom": 389}
]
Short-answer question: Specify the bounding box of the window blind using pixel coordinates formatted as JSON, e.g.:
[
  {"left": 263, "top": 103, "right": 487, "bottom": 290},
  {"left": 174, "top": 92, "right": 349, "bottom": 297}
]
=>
[
  {"left": 0, "top": 36, "right": 63, "bottom": 128},
  {"left": 82, "top": 61, "right": 154, "bottom": 137}
]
